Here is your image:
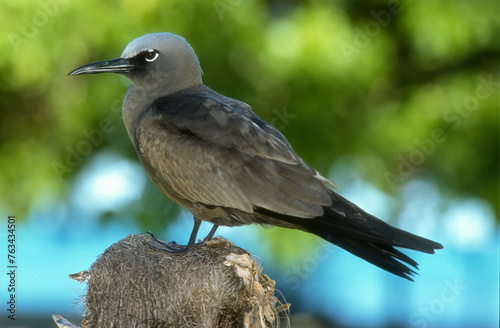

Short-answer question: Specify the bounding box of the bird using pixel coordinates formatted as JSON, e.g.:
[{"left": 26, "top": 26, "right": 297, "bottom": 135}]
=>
[{"left": 69, "top": 32, "right": 443, "bottom": 281}]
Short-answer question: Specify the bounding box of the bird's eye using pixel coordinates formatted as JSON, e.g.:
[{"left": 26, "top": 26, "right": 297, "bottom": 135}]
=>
[{"left": 144, "top": 50, "right": 159, "bottom": 62}]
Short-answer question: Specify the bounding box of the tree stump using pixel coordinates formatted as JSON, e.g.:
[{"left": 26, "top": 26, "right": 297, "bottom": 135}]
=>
[{"left": 53, "top": 234, "right": 289, "bottom": 328}]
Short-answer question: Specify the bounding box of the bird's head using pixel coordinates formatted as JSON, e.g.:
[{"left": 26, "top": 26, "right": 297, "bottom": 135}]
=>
[{"left": 69, "top": 32, "right": 203, "bottom": 93}]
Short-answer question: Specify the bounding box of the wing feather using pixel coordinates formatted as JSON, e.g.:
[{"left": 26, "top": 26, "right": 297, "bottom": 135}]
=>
[{"left": 135, "top": 86, "right": 334, "bottom": 218}]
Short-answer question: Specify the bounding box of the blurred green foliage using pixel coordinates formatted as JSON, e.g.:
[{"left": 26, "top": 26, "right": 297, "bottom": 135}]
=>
[{"left": 0, "top": 0, "right": 498, "bottom": 248}]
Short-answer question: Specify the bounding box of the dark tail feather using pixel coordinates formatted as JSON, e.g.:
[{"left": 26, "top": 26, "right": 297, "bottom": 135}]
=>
[
  {"left": 257, "top": 200, "right": 443, "bottom": 281},
  {"left": 300, "top": 208, "right": 443, "bottom": 280},
  {"left": 335, "top": 238, "right": 419, "bottom": 281}
]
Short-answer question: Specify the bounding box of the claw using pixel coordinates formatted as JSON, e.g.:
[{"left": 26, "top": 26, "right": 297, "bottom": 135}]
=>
[{"left": 144, "top": 219, "right": 219, "bottom": 254}]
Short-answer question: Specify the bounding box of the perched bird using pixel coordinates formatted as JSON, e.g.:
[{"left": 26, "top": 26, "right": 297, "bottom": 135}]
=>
[{"left": 69, "top": 32, "right": 442, "bottom": 280}]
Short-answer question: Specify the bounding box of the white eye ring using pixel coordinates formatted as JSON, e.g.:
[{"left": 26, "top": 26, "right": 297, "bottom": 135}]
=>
[{"left": 145, "top": 50, "right": 159, "bottom": 62}]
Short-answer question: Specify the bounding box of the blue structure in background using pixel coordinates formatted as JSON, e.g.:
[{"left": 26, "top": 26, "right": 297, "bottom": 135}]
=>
[{"left": 1, "top": 155, "right": 498, "bottom": 327}]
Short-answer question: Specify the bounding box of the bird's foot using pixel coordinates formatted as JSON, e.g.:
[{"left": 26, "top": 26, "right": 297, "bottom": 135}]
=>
[
  {"left": 144, "top": 222, "right": 219, "bottom": 254},
  {"left": 144, "top": 232, "right": 189, "bottom": 253},
  {"left": 144, "top": 231, "right": 213, "bottom": 253}
]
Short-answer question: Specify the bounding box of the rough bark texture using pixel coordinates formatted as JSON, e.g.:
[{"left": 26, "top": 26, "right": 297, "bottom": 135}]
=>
[{"left": 54, "top": 234, "right": 288, "bottom": 328}]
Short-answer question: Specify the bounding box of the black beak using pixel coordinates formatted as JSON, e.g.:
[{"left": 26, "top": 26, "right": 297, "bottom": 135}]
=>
[{"left": 68, "top": 58, "right": 136, "bottom": 76}]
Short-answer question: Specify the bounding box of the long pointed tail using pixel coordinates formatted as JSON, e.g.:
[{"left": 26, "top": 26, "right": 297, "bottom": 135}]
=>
[
  {"left": 301, "top": 202, "right": 443, "bottom": 281},
  {"left": 258, "top": 193, "right": 443, "bottom": 281}
]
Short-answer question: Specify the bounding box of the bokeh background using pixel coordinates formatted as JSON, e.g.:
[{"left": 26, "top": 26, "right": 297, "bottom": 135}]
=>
[{"left": 0, "top": 0, "right": 498, "bottom": 327}]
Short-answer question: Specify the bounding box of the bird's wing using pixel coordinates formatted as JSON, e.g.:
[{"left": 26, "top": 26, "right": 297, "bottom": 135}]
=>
[
  {"left": 154, "top": 91, "right": 300, "bottom": 164},
  {"left": 135, "top": 87, "right": 334, "bottom": 218}
]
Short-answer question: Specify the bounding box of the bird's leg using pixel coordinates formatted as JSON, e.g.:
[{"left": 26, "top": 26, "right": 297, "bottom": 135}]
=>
[
  {"left": 203, "top": 224, "right": 219, "bottom": 242},
  {"left": 146, "top": 217, "right": 217, "bottom": 254},
  {"left": 186, "top": 217, "right": 202, "bottom": 247}
]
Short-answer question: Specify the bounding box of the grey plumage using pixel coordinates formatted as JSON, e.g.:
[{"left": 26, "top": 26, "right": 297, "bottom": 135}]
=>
[{"left": 69, "top": 32, "right": 443, "bottom": 280}]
